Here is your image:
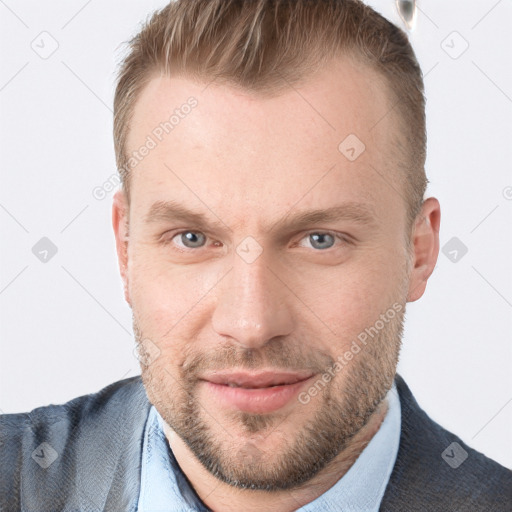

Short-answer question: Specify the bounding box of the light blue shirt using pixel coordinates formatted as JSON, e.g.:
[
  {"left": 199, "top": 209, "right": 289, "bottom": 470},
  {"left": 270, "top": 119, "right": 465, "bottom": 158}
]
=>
[{"left": 137, "top": 381, "right": 401, "bottom": 512}]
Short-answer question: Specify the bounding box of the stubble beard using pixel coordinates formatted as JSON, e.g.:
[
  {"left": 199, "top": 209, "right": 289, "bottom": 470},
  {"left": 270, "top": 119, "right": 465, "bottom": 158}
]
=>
[{"left": 134, "top": 296, "right": 406, "bottom": 492}]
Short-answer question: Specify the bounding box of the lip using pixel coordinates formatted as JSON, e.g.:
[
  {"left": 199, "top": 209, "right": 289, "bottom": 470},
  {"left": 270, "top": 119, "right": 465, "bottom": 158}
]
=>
[
  {"left": 200, "top": 370, "right": 315, "bottom": 388},
  {"left": 199, "top": 370, "right": 316, "bottom": 414}
]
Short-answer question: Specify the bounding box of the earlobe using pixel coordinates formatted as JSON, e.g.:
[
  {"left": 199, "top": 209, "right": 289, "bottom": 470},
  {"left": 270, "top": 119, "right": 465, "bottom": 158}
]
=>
[
  {"left": 406, "top": 197, "right": 441, "bottom": 303},
  {"left": 112, "top": 190, "right": 131, "bottom": 306}
]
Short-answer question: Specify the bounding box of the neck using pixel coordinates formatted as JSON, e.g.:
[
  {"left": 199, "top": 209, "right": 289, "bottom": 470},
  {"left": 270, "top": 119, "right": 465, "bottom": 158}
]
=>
[{"left": 163, "top": 398, "right": 389, "bottom": 512}]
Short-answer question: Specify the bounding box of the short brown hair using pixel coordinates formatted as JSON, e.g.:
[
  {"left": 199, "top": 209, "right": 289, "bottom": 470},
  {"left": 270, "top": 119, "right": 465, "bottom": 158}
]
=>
[{"left": 114, "top": 0, "right": 428, "bottom": 234}]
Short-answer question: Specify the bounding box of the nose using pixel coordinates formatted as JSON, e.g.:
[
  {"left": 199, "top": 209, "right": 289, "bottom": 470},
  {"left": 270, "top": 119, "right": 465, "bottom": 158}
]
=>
[{"left": 211, "top": 249, "right": 294, "bottom": 350}]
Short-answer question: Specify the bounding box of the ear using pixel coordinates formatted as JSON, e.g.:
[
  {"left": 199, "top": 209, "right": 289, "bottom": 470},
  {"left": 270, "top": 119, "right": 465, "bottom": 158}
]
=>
[
  {"left": 407, "top": 197, "right": 441, "bottom": 303},
  {"left": 112, "top": 189, "right": 131, "bottom": 307}
]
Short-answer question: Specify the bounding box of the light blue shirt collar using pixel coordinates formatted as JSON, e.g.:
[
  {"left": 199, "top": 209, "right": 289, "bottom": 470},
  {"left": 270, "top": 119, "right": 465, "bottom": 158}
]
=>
[{"left": 137, "top": 381, "right": 401, "bottom": 512}]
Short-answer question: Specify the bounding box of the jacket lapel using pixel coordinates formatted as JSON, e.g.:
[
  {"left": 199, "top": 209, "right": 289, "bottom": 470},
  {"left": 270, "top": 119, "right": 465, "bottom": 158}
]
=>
[{"left": 78, "top": 376, "right": 151, "bottom": 511}]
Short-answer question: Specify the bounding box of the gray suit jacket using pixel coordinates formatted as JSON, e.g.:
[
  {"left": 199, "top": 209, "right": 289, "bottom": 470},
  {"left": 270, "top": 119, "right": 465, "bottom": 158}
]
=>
[{"left": 1, "top": 373, "right": 511, "bottom": 511}]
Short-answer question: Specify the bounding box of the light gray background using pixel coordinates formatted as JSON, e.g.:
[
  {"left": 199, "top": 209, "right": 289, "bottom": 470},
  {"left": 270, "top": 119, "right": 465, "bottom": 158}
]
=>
[{"left": 1, "top": 1, "right": 511, "bottom": 470}]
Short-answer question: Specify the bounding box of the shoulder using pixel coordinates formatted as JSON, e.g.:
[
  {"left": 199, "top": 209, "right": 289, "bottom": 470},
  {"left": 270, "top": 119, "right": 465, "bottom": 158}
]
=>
[
  {"left": 0, "top": 375, "right": 145, "bottom": 436},
  {"left": 0, "top": 376, "right": 149, "bottom": 510},
  {"left": 380, "top": 374, "right": 512, "bottom": 511}
]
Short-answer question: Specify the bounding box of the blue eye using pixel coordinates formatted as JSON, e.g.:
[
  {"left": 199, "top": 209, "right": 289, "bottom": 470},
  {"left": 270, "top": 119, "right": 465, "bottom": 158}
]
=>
[
  {"left": 307, "top": 232, "right": 336, "bottom": 250},
  {"left": 174, "top": 231, "right": 207, "bottom": 249}
]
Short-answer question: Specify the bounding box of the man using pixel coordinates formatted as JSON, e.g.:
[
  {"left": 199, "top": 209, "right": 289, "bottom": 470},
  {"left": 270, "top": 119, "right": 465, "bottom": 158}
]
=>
[{"left": 1, "top": 0, "right": 511, "bottom": 510}]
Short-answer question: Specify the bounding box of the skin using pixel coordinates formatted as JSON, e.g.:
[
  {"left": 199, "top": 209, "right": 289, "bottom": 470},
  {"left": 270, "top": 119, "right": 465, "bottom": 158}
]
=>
[{"left": 112, "top": 56, "right": 440, "bottom": 512}]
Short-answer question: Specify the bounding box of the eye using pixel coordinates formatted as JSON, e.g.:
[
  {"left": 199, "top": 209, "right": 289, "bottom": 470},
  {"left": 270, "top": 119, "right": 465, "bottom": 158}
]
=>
[
  {"left": 297, "top": 232, "right": 347, "bottom": 250},
  {"left": 169, "top": 231, "right": 207, "bottom": 249}
]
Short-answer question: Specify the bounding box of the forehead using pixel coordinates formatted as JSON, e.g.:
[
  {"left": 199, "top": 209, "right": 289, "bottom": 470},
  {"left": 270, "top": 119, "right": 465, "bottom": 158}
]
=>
[{"left": 125, "top": 57, "right": 404, "bottom": 231}]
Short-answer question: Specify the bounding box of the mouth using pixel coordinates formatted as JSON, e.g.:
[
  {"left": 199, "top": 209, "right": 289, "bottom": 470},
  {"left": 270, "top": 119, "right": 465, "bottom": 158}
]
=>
[
  {"left": 200, "top": 370, "right": 315, "bottom": 388},
  {"left": 198, "top": 370, "right": 316, "bottom": 414}
]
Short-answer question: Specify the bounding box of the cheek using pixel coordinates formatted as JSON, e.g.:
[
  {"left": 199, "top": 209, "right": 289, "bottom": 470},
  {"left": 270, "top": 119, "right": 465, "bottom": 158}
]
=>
[
  {"left": 303, "top": 251, "right": 405, "bottom": 341},
  {"left": 128, "top": 251, "right": 223, "bottom": 337}
]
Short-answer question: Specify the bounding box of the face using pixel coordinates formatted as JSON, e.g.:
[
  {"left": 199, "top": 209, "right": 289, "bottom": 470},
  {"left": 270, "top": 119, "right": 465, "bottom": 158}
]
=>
[{"left": 113, "top": 58, "right": 418, "bottom": 490}]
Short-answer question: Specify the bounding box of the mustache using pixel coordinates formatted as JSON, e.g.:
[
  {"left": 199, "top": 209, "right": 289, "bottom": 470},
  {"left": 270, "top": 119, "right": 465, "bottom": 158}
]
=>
[{"left": 180, "top": 338, "right": 335, "bottom": 379}]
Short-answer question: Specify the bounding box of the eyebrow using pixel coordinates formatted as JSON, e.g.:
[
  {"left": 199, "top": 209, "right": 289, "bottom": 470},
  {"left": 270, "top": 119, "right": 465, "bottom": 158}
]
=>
[{"left": 143, "top": 199, "right": 378, "bottom": 235}]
